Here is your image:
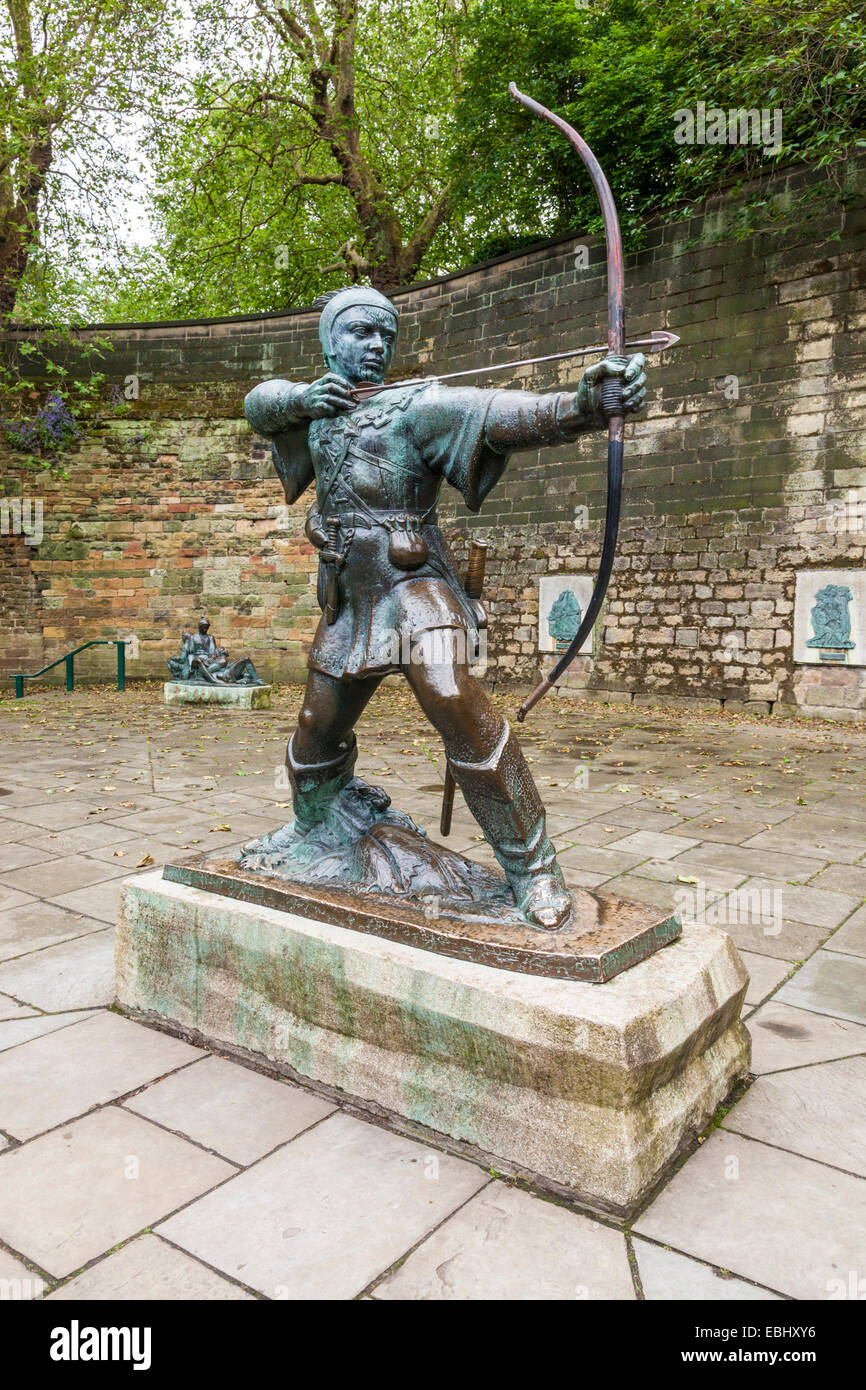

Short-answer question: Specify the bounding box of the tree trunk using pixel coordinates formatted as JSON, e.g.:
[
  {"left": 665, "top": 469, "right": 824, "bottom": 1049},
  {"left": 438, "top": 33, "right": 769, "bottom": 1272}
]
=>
[{"left": 0, "top": 138, "right": 53, "bottom": 321}]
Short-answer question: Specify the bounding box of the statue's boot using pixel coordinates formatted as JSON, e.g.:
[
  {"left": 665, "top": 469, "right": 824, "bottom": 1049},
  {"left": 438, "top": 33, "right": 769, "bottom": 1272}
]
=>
[
  {"left": 448, "top": 723, "right": 572, "bottom": 931},
  {"left": 286, "top": 732, "right": 358, "bottom": 834}
]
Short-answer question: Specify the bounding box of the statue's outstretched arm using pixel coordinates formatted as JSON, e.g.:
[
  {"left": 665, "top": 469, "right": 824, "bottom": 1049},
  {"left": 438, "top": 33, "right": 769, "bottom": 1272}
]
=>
[{"left": 244, "top": 379, "right": 309, "bottom": 435}]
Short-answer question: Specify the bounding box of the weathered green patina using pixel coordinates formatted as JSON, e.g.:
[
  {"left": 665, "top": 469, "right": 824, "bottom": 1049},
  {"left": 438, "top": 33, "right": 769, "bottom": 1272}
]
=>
[
  {"left": 242, "top": 282, "right": 647, "bottom": 934},
  {"left": 807, "top": 584, "right": 855, "bottom": 651},
  {"left": 167, "top": 615, "right": 264, "bottom": 686}
]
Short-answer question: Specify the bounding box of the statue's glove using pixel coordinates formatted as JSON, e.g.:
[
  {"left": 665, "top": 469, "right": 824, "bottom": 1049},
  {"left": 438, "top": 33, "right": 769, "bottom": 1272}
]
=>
[
  {"left": 296, "top": 372, "right": 356, "bottom": 419},
  {"left": 562, "top": 352, "right": 647, "bottom": 430}
]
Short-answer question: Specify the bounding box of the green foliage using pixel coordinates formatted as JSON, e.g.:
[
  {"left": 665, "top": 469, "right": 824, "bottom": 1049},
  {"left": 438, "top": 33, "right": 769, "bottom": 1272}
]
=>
[
  {"left": 1, "top": 0, "right": 183, "bottom": 324},
  {"left": 453, "top": 0, "right": 866, "bottom": 259},
  {"left": 5, "top": 0, "right": 864, "bottom": 321},
  {"left": 0, "top": 330, "right": 126, "bottom": 482},
  {"left": 97, "top": 0, "right": 475, "bottom": 319}
]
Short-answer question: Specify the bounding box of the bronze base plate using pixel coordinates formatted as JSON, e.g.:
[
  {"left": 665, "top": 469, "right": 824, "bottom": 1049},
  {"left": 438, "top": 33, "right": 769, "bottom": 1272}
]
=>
[{"left": 163, "top": 853, "right": 682, "bottom": 983}]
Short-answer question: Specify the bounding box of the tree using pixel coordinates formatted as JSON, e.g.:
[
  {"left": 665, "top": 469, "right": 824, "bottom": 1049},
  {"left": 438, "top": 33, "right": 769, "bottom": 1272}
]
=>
[
  {"left": 0, "top": 0, "right": 180, "bottom": 323},
  {"left": 119, "top": 0, "right": 474, "bottom": 318},
  {"left": 452, "top": 0, "right": 866, "bottom": 262}
]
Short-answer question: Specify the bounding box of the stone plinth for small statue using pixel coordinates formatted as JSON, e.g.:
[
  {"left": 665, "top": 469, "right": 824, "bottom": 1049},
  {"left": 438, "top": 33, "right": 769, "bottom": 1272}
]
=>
[
  {"left": 164, "top": 681, "right": 272, "bottom": 709},
  {"left": 116, "top": 864, "right": 750, "bottom": 1216}
]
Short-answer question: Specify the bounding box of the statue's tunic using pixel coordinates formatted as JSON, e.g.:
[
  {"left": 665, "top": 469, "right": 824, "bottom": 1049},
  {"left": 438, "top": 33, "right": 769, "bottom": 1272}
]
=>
[{"left": 245, "top": 380, "right": 581, "bottom": 680}]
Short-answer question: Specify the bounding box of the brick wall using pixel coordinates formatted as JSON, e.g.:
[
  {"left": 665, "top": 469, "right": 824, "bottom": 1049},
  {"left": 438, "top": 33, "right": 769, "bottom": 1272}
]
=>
[{"left": 1, "top": 157, "right": 864, "bottom": 716}]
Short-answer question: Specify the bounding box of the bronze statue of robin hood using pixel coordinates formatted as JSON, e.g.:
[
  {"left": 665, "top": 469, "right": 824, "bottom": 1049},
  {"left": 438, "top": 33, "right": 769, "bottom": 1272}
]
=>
[{"left": 244, "top": 285, "right": 646, "bottom": 930}]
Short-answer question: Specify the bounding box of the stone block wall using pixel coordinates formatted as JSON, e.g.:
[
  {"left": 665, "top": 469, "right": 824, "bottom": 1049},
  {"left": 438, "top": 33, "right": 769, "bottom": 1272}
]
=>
[{"left": 1, "top": 157, "right": 864, "bottom": 716}]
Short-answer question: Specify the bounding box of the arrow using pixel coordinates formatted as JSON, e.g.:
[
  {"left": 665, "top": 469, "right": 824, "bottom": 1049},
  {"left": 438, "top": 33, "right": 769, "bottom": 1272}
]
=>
[{"left": 350, "top": 330, "right": 679, "bottom": 402}]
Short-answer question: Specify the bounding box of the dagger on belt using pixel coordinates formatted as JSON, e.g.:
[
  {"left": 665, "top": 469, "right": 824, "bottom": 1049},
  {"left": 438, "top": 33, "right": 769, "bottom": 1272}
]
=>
[
  {"left": 440, "top": 537, "right": 488, "bottom": 837},
  {"left": 322, "top": 518, "right": 343, "bottom": 625}
]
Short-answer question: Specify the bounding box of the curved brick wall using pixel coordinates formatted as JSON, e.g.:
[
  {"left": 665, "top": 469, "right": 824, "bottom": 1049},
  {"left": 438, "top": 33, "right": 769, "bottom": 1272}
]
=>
[{"left": 1, "top": 158, "right": 864, "bottom": 717}]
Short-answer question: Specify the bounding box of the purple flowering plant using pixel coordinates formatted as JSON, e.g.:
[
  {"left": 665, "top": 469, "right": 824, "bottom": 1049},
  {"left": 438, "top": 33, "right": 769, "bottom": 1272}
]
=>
[{"left": 1, "top": 330, "right": 126, "bottom": 476}]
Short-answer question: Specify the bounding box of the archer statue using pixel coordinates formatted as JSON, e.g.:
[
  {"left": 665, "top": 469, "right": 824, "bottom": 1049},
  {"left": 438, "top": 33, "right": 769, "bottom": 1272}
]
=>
[{"left": 244, "top": 285, "right": 646, "bottom": 930}]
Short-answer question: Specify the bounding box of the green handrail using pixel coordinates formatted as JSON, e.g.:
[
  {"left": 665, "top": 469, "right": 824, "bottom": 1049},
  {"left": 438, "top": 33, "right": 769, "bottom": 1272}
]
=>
[{"left": 11, "top": 640, "right": 126, "bottom": 698}]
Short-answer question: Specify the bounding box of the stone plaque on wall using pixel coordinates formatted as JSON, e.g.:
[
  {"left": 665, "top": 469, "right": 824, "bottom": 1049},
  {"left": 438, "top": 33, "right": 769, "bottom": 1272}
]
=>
[
  {"left": 794, "top": 569, "right": 866, "bottom": 667},
  {"left": 538, "top": 575, "right": 595, "bottom": 656}
]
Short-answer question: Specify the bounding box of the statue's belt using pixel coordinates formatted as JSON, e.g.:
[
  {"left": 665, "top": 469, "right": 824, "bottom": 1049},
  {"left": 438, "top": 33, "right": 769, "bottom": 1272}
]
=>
[
  {"left": 325, "top": 503, "right": 439, "bottom": 531},
  {"left": 325, "top": 475, "right": 438, "bottom": 538}
]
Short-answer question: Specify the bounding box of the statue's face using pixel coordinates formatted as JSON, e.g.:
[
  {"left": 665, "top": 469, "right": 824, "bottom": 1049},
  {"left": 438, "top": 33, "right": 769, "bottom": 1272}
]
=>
[
  {"left": 328, "top": 307, "right": 397, "bottom": 384},
  {"left": 199, "top": 620, "right": 209, "bottom": 635}
]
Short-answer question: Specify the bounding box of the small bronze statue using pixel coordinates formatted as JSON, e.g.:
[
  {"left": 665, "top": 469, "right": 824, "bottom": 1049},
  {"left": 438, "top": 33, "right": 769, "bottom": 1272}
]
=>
[
  {"left": 243, "top": 286, "right": 645, "bottom": 930},
  {"left": 167, "top": 617, "right": 264, "bottom": 686}
]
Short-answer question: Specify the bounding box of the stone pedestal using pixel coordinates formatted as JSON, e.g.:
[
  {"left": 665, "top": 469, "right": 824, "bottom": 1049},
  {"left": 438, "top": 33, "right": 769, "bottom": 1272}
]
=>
[
  {"left": 116, "top": 870, "right": 750, "bottom": 1217},
  {"left": 163, "top": 681, "right": 271, "bottom": 709}
]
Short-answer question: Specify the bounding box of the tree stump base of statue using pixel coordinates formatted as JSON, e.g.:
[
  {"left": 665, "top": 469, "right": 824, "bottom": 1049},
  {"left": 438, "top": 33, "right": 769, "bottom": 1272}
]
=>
[
  {"left": 116, "top": 821, "right": 750, "bottom": 1215},
  {"left": 164, "top": 680, "right": 272, "bottom": 709}
]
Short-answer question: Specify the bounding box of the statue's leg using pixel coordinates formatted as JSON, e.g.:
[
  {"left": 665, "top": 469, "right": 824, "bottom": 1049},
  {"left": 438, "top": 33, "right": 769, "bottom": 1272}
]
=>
[
  {"left": 288, "top": 670, "right": 382, "bottom": 833},
  {"left": 404, "top": 633, "right": 572, "bottom": 931},
  {"left": 190, "top": 657, "right": 218, "bottom": 684},
  {"left": 225, "top": 658, "right": 260, "bottom": 685}
]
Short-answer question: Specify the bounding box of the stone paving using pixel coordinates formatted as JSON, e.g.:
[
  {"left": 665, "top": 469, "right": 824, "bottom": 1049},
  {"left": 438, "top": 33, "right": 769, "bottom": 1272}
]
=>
[{"left": 0, "top": 681, "right": 864, "bottom": 1302}]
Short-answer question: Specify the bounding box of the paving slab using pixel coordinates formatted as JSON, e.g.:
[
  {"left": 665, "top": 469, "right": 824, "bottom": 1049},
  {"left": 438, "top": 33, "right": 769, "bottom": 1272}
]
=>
[
  {"left": 597, "top": 809, "right": 688, "bottom": 834},
  {"left": 605, "top": 830, "right": 700, "bottom": 861},
  {"left": 106, "top": 807, "right": 212, "bottom": 838},
  {"left": 21, "top": 823, "right": 140, "bottom": 855},
  {"left": 0, "top": 928, "right": 116, "bottom": 1010},
  {"left": 0, "top": 842, "right": 54, "bottom": 873},
  {"left": 738, "top": 951, "right": 792, "bottom": 1009},
  {"left": 185, "top": 792, "right": 278, "bottom": 817},
  {"left": 49, "top": 876, "right": 128, "bottom": 924},
  {"left": 594, "top": 873, "right": 684, "bottom": 912},
  {"left": 0, "top": 900, "right": 107, "bottom": 962},
  {"left": 48, "top": 1234, "right": 255, "bottom": 1301},
  {"left": 724, "top": 1056, "right": 866, "bottom": 1176},
  {"left": 809, "top": 864, "right": 866, "bottom": 899},
  {"left": 125, "top": 1055, "right": 336, "bottom": 1164},
  {"left": 0, "top": 1106, "right": 234, "bottom": 1279},
  {"left": 747, "top": 1000, "right": 866, "bottom": 1074},
  {"left": 159, "top": 1110, "right": 488, "bottom": 1299},
  {"left": 554, "top": 844, "right": 644, "bottom": 877},
  {"left": 636, "top": 858, "right": 748, "bottom": 892},
  {"left": 775, "top": 949, "right": 866, "bottom": 1025},
  {"left": 635, "top": 1130, "right": 866, "bottom": 1300},
  {"left": 0, "top": 1248, "right": 47, "bottom": 1300},
  {"left": 806, "top": 794, "right": 866, "bottom": 823},
  {"left": 0, "top": 886, "right": 36, "bottom": 913},
  {"left": 772, "top": 811, "right": 866, "bottom": 847},
  {"left": 0, "top": 991, "right": 38, "bottom": 1021},
  {"left": 0, "top": 1009, "right": 98, "bottom": 1053},
  {"left": 830, "top": 905, "right": 866, "bottom": 959},
  {"left": 85, "top": 837, "right": 199, "bottom": 869},
  {"left": 680, "top": 842, "right": 822, "bottom": 884},
  {"left": 373, "top": 1182, "right": 634, "bottom": 1301},
  {"left": 735, "top": 878, "right": 860, "bottom": 931},
  {"left": 679, "top": 815, "right": 774, "bottom": 845},
  {"left": 741, "top": 829, "right": 861, "bottom": 865},
  {"left": 708, "top": 914, "right": 828, "bottom": 963},
  {"left": 0, "top": 853, "right": 129, "bottom": 898},
  {"left": 0, "top": 821, "right": 43, "bottom": 846},
  {"left": 0, "top": 1011, "right": 202, "bottom": 1140},
  {"left": 633, "top": 1241, "right": 781, "bottom": 1301},
  {"left": 0, "top": 800, "right": 105, "bottom": 831}
]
